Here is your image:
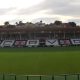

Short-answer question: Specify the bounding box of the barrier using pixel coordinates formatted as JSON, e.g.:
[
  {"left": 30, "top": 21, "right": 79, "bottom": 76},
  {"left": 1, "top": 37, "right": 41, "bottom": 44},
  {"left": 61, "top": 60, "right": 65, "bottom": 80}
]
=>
[
  {"left": 41, "top": 76, "right": 52, "bottom": 80},
  {"left": 54, "top": 75, "right": 65, "bottom": 80},
  {"left": 46, "top": 39, "right": 59, "bottom": 46},
  {"left": 16, "top": 75, "right": 27, "bottom": 80},
  {"left": 71, "top": 39, "right": 80, "bottom": 45},
  {"left": 26, "top": 40, "right": 39, "bottom": 47},
  {"left": 0, "top": 40, "right": 2, "bottom": 44},
  {"left": 0, "top": 74, "right": 3, "bottom": 80},
  {"left": 28, "top": 76, "right": 40, "bottom": 80},
  {"left": 39, "top": 39, "right": 46, "bottom": 47},
  {"left": 5, "top": 74, "right": 15, "bottom": 80},
  {"left": 66, "top": 75, "right": 78, "bottom": 80},
  {"left": 0, "top": 74, "right": 80, "bottom": 80},
  {"left": 0, "top": 40, "right": 14, "bottom": 47},
  {"left": 14, "top": 40, "right": 26, "bottom": 47},
  {"left": 59, "top": 39, "right": 71, "bottom": 45},
  {"left": 1, "top": 39, "right": 80, "bottom": 47}
]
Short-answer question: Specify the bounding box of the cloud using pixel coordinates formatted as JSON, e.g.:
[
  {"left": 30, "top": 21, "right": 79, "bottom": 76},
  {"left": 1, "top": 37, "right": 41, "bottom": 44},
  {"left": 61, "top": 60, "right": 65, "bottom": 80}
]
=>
[
  {"left": 39, "top": 0, "right": 80, "bottom": 17},
  {"left": 0, "top": 0, "right": 80, "bottom": 24},
  {"left": 16, "top": 1, "right": 45, "bottom": 15},
  {"left": 0, "top": 7, "right": 16, "bottom": 15},
  {"left": 32, "top": 17, "right": 60, "bottom": 23},
  {"left": 16, "top": 0, "right": 80, "bottom": 17}
]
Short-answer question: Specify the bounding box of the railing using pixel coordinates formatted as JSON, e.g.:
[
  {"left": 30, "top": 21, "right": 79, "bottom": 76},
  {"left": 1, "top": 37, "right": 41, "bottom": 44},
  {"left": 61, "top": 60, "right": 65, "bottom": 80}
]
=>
[{"left": 0, "top": 74, "right": 80, "bottom": 80}]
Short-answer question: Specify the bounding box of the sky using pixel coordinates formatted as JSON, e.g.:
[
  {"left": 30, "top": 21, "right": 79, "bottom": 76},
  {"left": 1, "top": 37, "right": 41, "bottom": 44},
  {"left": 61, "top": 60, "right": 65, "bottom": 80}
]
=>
[{"left": 0, "top": 0, "right": 80, "bottom": 25}]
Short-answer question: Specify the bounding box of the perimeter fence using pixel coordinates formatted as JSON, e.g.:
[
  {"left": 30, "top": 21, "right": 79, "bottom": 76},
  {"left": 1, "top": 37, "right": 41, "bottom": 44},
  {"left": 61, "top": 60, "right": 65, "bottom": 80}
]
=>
[{"left": 0, "top": 74, "right": 80, "bottom": 80}]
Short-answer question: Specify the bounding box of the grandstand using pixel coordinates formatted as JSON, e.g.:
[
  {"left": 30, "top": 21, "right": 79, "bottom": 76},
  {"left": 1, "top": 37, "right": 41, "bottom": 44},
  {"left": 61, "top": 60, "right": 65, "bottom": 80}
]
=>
[
  {"left": 0, "top": 21, "right": 80, "bottom": 79},
  {"left": 0, "top": 21, "right": 80, "bottom": 47}
]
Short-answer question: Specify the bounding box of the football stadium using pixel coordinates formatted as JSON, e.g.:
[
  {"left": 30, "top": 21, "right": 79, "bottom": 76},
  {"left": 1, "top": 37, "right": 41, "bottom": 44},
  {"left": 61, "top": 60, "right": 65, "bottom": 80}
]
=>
[{"left": 0, "top": 21, "right": 80, "bottom": 80}]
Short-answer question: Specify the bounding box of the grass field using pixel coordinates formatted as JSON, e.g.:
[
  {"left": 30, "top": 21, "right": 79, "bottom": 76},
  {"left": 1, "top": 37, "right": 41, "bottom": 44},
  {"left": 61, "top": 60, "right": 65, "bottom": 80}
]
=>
[{"left": 0, "top": 46, "right": 80, "bottom": 75}]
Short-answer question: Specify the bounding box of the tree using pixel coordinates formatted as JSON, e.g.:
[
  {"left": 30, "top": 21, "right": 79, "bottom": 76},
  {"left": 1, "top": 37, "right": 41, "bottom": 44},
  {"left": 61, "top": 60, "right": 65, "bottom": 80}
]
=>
[
  {"left": 54, "top": 20, "right": 62, "bottom": 25},
  {"left": 68, "top": 22, "right": 76, "bottom": 27},
  {"left": 19, "top": 21, "right": 24, "bottom": 25},
  {"left": 4, "top": 21, "right": 9, "bottom": 26},
  {"left": 15, "top": 22, "right": 18, "bottom": 25}
]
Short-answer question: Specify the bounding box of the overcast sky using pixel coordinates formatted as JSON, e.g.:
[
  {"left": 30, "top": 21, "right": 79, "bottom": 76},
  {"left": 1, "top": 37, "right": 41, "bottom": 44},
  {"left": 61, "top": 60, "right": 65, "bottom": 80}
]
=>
[{"left": 0, "top": 0, "right": 80, "bottom": 25}]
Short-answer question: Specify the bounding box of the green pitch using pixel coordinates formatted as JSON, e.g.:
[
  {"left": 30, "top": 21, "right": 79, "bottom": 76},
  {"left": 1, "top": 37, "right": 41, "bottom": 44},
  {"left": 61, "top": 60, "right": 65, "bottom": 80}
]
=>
[{"left": 0, "top": 46, "right": 80, "bottom": 75}]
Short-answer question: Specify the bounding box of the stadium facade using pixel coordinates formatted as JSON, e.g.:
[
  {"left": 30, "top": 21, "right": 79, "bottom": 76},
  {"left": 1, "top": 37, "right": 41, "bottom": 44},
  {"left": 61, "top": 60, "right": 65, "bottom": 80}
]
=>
[{"left": 0, "top": 21, "right": 80, "bottom": 47}]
